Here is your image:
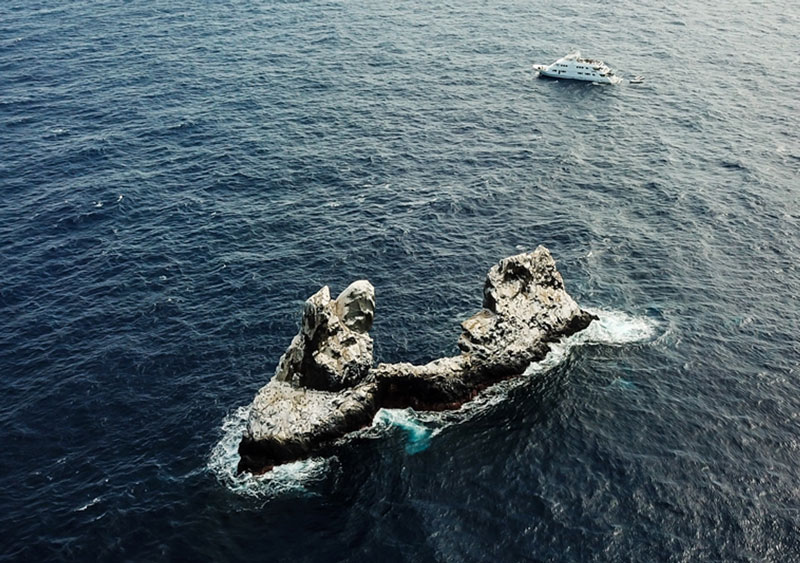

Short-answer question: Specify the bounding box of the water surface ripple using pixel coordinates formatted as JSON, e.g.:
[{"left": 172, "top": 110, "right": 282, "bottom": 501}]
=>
[{"left": 1, "top": 0, "right": 798, "bottom": 560}]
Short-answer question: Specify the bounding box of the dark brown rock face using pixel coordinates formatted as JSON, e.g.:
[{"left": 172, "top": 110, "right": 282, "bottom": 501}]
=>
[{"left": 237, "top": 247, "right": 595, "bottom": 474}]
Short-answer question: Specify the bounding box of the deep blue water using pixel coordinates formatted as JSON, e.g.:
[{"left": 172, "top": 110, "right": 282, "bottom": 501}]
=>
[{"left": 2, "top": 0, "right": 799, "bottom": 560}]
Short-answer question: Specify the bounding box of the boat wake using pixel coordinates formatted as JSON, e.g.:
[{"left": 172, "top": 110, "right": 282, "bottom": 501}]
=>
[{"left": 208, "top": 309, "right": 659, "bottom": 496}]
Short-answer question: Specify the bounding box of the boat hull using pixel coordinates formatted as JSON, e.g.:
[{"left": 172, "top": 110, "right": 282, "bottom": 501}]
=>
[{"left": 537, "top": 69, "right": 621, "bottom": 85}]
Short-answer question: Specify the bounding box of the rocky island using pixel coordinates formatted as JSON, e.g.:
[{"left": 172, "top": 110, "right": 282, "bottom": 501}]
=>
[{"left": 237, "top": 246, "right": 595, "bottom": 474}]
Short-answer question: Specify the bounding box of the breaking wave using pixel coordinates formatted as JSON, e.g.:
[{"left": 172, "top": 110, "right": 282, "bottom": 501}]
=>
[
  {"left": 207, "top": 406, "right": 330, "bottom": 498},
  {"left": 370, "top": 407, "right": 440, "bottom": 454},
  {"left": 525, "top": 307, "right": 659, "bottom": 375}
]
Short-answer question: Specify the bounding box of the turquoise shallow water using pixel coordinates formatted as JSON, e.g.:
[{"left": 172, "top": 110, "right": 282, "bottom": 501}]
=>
[{"left": 1, "top": 0, "right": 799, "bottom": 560}]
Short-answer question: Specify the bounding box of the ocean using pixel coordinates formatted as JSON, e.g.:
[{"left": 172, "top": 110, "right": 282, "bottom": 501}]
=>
[{"left": 1, "top": 0, "right": 798, "bottom": 560}]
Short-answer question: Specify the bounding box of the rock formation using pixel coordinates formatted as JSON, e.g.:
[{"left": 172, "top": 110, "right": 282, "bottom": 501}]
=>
[
  {"left": 273, "top": 280, "right": 375, "bottom": 391},
  {"left": 237, "top": 246, "right": 595, "bottom": 474}
]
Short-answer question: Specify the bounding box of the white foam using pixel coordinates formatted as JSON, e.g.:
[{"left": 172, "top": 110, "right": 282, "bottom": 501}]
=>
[
  {"left": 526, "top": 340, "right": 571, "bottom": 374},
  {"left": 75, "top": 496, "right": 101, "bottom": 512},
  {"left": 525, "top": 308, "right": 658, "bottom": 375},
  {"left": 371, "top": 408, "right": 438, "bottom": 454},
  {"left": 207, "top": 406, "right": 329, "bottom": 498},
  {"left": 580, "top": 308, "right": 659, "bottom": 345}
]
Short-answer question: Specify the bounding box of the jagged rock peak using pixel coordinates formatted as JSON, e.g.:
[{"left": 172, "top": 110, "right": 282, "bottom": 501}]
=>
[
  {"left": 273, "top": 281, "right": 375, "bottom": 391},
  {"left": 334, "top": 280, "right": 375, "bottom": 333},
  {"left": 458, "top": 247, "right": 585, "bottom": 361},
  {"left": 482, "top": 246, "right": 566, "bottom": 315}
]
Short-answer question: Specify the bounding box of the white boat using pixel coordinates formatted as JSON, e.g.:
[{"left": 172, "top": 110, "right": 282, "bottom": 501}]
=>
[{"left": 533, "top": 51, "right": 622, "bottom": 85}]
